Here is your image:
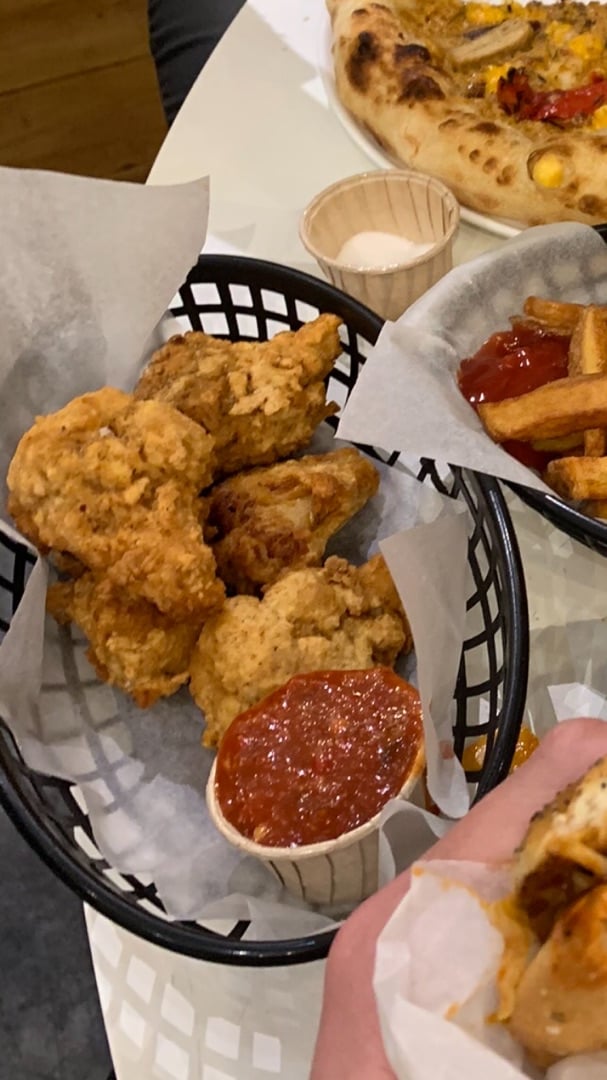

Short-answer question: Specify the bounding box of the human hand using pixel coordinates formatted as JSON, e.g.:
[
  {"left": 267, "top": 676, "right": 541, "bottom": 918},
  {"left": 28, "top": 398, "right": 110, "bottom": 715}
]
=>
[{"left": 310, "top": 718, "right": 607, "bottom": 1079}]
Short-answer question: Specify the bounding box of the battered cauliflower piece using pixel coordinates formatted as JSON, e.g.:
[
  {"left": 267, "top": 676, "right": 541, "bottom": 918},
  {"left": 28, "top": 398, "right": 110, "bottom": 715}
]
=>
[
  {"left": 206, "top": 447, "right": 380, "bottom": 593},
  {"left": 8, "top": 388, "right": 223, "bottom": 618},
  {"left": 190, "top": 554, "right": 412, "bottom": 747},
  {"left": 47, "top": 573, "right": 202, "bottom": 708},
  {"left": 134, "top": 315, "right": 342, "bottom": 474}
]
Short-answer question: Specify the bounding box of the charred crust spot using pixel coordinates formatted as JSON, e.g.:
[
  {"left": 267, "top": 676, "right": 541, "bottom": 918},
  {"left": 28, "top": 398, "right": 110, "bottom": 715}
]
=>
[
  {"left": 483, "top": 157, "right": 498, "bottom": 173},
  {"left": 394, "top": 42, "right": 431, "bottom": 63},
  {"left": 564, "top": 180, "right": 579, "bottom": 196},
  {"left": 578, "top": 194, "right": 603, "bottom": 216},
  {"left": 497, "top": 165, "right": 516, "bottom": 186},
  {"left": 399, "top": 73, "right": 444, "bottom": 102},
  {"left": 346, "top": 30, "right": 380, "bottom": 91},
  {"left": 353, "top": 7, "right": 368, "bottom": 13},
  {"left": 471, "top": 121, "right": 500, "bottom": 135},
  {"left": 469, "top": 148, "right": 481, "bottom": 162},
  {"left": 438, "top": 117, "right": 459, "bottom": 130}
]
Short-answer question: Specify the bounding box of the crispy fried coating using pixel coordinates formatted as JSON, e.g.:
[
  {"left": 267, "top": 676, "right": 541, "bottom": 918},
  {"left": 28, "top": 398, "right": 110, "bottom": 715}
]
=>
[
  {"left": 478, "top": 373, "right": 607, "bottom": 444},
  {"left": 511, "top": 754, "right": 607, "bottom": 943},
  {"left": 509, "top": 885, "right": 607, "bottom": 1067},
  {"left": 206, "top": 447, "right": 380, "bottom": 593},
  {"left": 47, "top": 573, "right": 203, "bottom": 708},
  {"left": 522, "top": 296, "right": 583, "bottom": 334},
  {"left": 190, "top": 554, "right": 412, "bottom": 747},
  {"left": 567, "top": 305, "right": 607, "bottom": 456},
  {"left": 8, "top": 388, "right": 224, "bottom": 618},
  {"left": 134, "top": 315, "right": 342, "bottom": 474},
  {"left": 545, "top": 455, "right": 607, "bottom": 501}
]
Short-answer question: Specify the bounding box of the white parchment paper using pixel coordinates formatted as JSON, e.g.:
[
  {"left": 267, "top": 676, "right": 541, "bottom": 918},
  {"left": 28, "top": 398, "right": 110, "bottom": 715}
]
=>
[
  {"left": 374, "top": 860, "right": 605, "bottom": 1079},
  {"left": 0, "top": 166, "right": 475, "bottom": 934},
  {"left": 338, "top": 223, "right": 607, "bottom": 493}
]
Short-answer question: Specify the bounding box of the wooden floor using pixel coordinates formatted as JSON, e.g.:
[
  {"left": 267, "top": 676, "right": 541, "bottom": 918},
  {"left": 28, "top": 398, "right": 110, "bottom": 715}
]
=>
[{"left": 0, "top": 0, "right": 168, "bottom": 182}]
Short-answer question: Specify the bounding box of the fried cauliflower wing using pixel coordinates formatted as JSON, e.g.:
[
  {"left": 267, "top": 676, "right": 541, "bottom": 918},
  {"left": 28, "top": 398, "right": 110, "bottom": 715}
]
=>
[
  {"left": 190, "top": 554, "right": 412, "bottom": 747},
  {"left": 8, "top": 388, "right": 224, "bottom": 618},
  {"left": 206, "top": 447, "right": 380, "bottom": 593},
  {"left": 47, "top": 573, "right": 203, "bottom": 708},
  {"left": 134, "top": 315, "right": 342, "bottom": 474}
]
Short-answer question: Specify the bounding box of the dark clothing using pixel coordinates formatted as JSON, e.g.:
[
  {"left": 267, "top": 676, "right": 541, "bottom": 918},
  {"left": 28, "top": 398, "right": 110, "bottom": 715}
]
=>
[{"left": 148, "top": 0, "right": 246, "bottom": 125}]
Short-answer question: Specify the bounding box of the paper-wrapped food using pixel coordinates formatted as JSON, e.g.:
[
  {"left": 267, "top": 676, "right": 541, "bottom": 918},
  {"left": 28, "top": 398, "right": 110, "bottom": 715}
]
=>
[
  {"left": 0, "top": 165, "right": 474, "bottom": 935},
  {"left": 374, "top": 755, "right": 607, "bottom": 1078}
]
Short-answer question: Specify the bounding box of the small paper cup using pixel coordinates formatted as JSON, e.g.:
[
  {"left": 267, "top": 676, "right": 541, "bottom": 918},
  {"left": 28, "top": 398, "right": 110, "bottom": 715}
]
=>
[
  {"left": 300, "top": 169, "right": 460, "bottom": 321},
  {"left": 206, "top": 739, "right": 425, "bottom": 908}
]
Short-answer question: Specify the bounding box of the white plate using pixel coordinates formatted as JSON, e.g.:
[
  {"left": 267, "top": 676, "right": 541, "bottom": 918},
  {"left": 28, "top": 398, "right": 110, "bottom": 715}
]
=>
[{"left": 317, "top": 14, "right": 523, "bottom": 239}]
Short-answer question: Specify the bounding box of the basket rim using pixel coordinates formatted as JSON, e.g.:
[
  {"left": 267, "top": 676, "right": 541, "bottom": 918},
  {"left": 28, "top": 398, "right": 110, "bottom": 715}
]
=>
[{"left": 0, "top": 253, "right": 529, "bottom": 966}]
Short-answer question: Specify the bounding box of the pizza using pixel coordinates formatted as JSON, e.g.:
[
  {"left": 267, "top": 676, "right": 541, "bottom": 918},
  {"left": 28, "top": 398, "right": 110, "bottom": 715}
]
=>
[{"left": 328, "top": 0, "right": 607, "bottom": 225}]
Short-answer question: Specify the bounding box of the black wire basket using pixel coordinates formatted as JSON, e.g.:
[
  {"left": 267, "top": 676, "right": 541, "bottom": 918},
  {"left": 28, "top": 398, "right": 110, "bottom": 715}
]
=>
[
  {"left": 508, "top": 223, "right": 607, "bottom": 555},
  {"left": 0, "top": 255, "right": 529, "bottom": 966}
]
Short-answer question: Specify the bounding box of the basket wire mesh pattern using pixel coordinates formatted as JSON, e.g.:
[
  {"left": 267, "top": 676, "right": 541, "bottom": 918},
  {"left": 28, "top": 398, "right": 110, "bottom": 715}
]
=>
[{"left": 0, "top": 255, "right": 529, "bottom": 965}]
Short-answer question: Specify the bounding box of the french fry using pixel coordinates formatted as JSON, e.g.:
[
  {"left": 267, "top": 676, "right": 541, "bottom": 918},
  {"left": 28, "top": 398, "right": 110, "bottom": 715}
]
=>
[
  {"left": 523, "top": 296, "right": 584, "bottom": 333},
  {"left": 546, "top": 457, "right": 607, "bottom": 501},
  {"left": 567, "top": 306, "right": 607, "bottom": 456},
  {"left": 511, "top": 315, "right": 572, "bottom": 338},
  {"left": 583, "top": 500, "right": 607, "bottom": 519},
  {"left": 531, "top": 433, "right": 584, "bottom": 453},
  {"left": 568, "top": 306, "right": 607, "bottom": 376},
  {"left": 478, "top": 373, "right": 607, "bottom": 444},
  {"left": 584, "top": 430, "right": 607, "bottom": 457}
]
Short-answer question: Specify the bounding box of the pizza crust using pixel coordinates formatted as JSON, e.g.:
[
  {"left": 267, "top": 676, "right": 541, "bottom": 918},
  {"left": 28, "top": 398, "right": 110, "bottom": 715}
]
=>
[{"left": 329, "top": 0, "right": 607, "bottom": 225}]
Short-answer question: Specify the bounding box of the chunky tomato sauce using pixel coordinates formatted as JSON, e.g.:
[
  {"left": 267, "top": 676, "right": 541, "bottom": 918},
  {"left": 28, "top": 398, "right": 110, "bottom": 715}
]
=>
[
  {"left": 215, "top": 668, "right": 423, "bottom": 848},
  {"left": 458, "top": 321, "right": 571, "bottom": 470}
]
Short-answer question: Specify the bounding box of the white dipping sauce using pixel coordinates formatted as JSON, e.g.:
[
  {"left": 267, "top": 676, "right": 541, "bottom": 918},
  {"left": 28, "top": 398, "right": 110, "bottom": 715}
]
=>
[{"left": 336, "top": 230, "right": 434, "bottom": 269}]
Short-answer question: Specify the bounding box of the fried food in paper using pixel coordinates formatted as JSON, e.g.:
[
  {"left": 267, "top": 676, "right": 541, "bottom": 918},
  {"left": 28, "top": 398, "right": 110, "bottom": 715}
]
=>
[
  {"left": 567, "top": 305, "right": 607, "bottom": 456},
  {"left": 478, "top": 373, "right": 607, "bottom": 444},
  {"left": 8, "top": 388, "right": 224, "bottom": 618},
  {"left": 134, "top": 315, "right": 342, "bottom": 475},
  {"left": 545, "top": 456, "right": 607, "bottom": 501},
  {"left": 190, "top": 554, "right": 412, "bottom": 748},
  {"left": 47, "top": 573, "right": 202, "bottom": 708},
  {"left": 509, "top": 885, "right": 607, "bottom": 1068},
  {"left": 584, "top": 499, "right": 607, "bottom": 519},
  {"left": 206, "top": 447, "right": 380, "bottom": 594},
  {"left": 511, "top": 755, "right": 607, "bottom": 942},
  {"left": 522, "top": 296, "right": 583, "bottom": 334},
  {"left": 470, "top": 295, "right": 607, "bottom": 518},
  {"left": 492, "top": 756, "right": 607, "bottom": 1065}
]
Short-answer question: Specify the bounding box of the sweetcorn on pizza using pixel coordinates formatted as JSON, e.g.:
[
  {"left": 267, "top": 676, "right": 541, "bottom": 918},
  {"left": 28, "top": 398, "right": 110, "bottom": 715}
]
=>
[{"left": 328, "top": 0, "right": 607, "bottom": 224}]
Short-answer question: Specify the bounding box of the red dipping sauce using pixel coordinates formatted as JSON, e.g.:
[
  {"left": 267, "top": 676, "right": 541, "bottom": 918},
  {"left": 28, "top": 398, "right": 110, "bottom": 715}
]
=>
[
  {"left": 458, "top": 321, "right": 571, "bottom": 471},
  {"left": 215, "top": 668, "right": 424, "bottom": 848}
]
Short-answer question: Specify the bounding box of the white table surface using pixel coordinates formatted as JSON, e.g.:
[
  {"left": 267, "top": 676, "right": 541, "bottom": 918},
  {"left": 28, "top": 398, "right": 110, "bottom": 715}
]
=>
[{"left": 86, "top": 2, "right": 607, "bottom": 1076}]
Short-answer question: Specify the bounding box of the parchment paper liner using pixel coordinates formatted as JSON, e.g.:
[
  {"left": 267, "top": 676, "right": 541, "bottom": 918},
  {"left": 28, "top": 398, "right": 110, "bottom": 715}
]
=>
[
  {"left": 373, "top": 859, "right": 606, "bottom": 1079},
  {"left": 0, "top": 166, "right": 477, "bottom": 934},
  {"left": 337, "top": 222, "right": 607, "bottom": 497}
]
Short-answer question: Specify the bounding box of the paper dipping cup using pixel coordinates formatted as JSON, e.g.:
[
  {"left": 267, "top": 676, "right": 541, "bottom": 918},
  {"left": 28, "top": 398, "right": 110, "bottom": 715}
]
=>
[
  {"left": 300, "top": 169, "right": 460, "bottom": 321},
  {"left": 206, "top": 739, "right": 426, "bottom": 908}
]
